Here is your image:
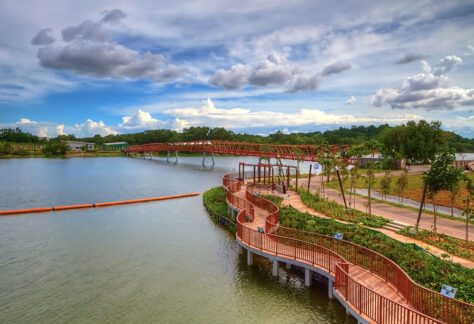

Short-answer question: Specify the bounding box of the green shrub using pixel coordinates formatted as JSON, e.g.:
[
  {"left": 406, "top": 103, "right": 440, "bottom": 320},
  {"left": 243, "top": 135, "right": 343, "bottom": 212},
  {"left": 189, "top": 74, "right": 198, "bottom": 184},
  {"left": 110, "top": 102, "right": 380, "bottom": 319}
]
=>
[
  {"left": 203, "top": 187, "right": 236, "bottom": 232},
  {"left": 400, "top": 226, "right": 474, "bottom": 261},
  {"left": 42, "top": 141, "right": 70, "bottom": 156},
  {"left": 261, "top": 194, "right": 284, "bottom": 207},
  {"left": 0, "top": 141, "right": 13, "bottom": 155},
  {"left": 298, "top": 189, "right": 389, "bottom": 227},
  {"left": 279, "top": 206, "right": 474, "bottom": 303}
]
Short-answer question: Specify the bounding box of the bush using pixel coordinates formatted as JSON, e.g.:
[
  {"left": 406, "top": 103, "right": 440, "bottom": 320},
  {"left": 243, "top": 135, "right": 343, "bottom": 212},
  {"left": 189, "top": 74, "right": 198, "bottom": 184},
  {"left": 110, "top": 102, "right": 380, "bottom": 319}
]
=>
[
  {"left": 0, "top": 141, "right": 13, "bottom": 155},
  {"left": 400, "top": 226, "right": 474, "bottom": 261},
  {"left": 42, "top": 141, "right": 70, "bottom": 156},
  {"left": 261, "top": 194, "right": 284, "bottom": 207},
  {"left": 203, "top": 187, "right": 236, "bottom": 232},
  {"left": 298, "top": 189, "right": 389, "bottom": 227},
  {"left": 279, "top": 206, "right": 474, "bottom": 303}
]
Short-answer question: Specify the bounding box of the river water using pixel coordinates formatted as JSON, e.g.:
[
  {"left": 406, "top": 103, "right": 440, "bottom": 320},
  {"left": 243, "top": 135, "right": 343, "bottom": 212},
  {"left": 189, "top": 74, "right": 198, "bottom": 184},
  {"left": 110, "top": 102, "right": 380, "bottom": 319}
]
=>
[{"left": 0, "top": 156, "right": 352, "bottom": 323}]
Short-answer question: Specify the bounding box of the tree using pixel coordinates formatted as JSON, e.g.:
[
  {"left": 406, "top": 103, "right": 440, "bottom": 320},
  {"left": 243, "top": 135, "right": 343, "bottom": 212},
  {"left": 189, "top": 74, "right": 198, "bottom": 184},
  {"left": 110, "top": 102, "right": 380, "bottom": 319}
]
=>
[
  {"left": 423, "top": 148, "right": 459, "bottom": 234},
  {"left": 365, "top": 163, "right": 376, "bottom": 216},
  {"left": 379, "top": 125, "right": 406, "bottom": 161},
  {"left": 404, "top": 120, "right": 445, "bottom": 163},
  {"left": 378, "top": 120, "right": 446, "bottom": 164},
  {"left": 380, "top": 170, "right": 392, "bottom": 202},
  {"left": 448, "top": 180, "right": 461, "bottom": 218},
  {"left": 462, "top": 178, "right": 473, "bottom": 243},
  {"left": 42, "top": 141, "right": 70, "bottom": 156},
  {"left": 348, "top": 166, "right": 361, "bottom": 207},
  {"left": 395, "top": 169, "right": 409, "bottom": 205}
]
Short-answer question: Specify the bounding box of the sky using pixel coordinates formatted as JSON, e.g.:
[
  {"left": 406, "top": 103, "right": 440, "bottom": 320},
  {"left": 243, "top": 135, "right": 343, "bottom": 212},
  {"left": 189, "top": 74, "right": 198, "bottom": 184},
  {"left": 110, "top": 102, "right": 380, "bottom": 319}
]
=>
[{"left": 0, "top": 0, "right": 473, "bottom": 138}]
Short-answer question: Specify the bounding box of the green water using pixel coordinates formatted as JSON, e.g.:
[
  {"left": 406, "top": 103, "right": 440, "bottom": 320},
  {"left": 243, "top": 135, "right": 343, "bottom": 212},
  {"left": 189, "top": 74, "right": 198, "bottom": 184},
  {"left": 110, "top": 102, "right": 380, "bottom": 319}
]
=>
[{"left": 0, "top": 157, "right": 353, "bottom": 323}]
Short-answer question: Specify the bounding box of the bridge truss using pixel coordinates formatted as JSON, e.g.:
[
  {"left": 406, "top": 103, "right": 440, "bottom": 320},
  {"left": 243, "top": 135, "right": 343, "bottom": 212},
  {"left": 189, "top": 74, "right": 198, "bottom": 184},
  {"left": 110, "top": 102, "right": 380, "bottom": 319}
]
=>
[{"left": 126, "top": 140, "right": 351, "bottom": 162}]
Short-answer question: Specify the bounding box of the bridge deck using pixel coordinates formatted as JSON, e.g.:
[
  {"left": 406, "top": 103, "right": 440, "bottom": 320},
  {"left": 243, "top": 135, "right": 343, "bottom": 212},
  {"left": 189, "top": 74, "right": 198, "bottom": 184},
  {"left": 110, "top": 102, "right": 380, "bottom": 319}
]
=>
[{"left": 234, "top": 186, "right": 409, "bottom": 311}]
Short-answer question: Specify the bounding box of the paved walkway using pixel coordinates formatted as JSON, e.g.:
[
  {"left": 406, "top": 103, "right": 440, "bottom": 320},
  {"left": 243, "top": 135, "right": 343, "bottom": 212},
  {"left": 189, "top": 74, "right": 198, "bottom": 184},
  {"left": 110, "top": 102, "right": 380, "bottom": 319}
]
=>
[
  {"left": 280, "top": 189, "right": 474, "bottom": 269},
  {"left": 295, "top": 176, "right": 473, "bottom": 240}
]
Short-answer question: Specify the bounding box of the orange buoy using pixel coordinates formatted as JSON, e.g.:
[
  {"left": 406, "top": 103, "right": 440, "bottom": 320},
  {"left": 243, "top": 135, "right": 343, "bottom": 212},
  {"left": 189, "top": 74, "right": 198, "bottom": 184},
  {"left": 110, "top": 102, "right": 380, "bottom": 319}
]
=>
[
  {"left": 0, "top": 207, "right": 52, "bottom": 216},
  {"left": 0, "top": 193, "right": 200, "bottom": 216}
]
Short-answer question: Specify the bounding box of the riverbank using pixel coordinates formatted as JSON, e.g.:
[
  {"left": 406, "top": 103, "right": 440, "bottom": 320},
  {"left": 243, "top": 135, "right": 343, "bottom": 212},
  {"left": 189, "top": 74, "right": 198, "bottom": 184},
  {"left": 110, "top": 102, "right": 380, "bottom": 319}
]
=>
[{"left": 0, "top": 151, "right": 125, "bottom": 158}]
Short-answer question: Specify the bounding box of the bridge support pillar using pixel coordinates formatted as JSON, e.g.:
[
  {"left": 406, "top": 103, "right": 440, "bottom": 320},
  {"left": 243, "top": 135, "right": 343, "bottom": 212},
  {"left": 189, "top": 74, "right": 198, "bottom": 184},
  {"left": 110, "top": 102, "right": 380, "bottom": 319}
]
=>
[
  {"left": 272, "top": 260, "right": 279, "bottom": 277},
  {"left": 247, "top": 250, "right": 253, "bottom": 265},
  {"left": 202, "top": 152, "right": 206, "bottom": 165},
  {"left": 175, "top": 151, "right": 178, "bottom": 162},
  {"left": 238, "top": 245, "right": 243, "bottom": 254},
  {"left": 211, "top": 152, "right": 215, "bottom": 165},
  {"left": 305, "top": 268, "right": 312, "bottom": 287},
  {"left": 285, "top": 262, "right": 291, "bottom": 270},
  {"left": 150, "top": 152, "right": 152, "bottom": 160},
  {"left": 167, "top": 151, "right": 170, "bottom": 162},
  {"left": 328, "top": 279, "right": 334, "bottom": 299}
]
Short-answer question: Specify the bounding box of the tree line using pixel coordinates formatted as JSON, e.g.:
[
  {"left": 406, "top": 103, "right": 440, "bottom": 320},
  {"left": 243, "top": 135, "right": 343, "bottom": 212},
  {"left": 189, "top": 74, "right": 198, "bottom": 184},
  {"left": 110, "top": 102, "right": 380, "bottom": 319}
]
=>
[{"left": 1, "top": 120, "right": 473, "bottom": 158}]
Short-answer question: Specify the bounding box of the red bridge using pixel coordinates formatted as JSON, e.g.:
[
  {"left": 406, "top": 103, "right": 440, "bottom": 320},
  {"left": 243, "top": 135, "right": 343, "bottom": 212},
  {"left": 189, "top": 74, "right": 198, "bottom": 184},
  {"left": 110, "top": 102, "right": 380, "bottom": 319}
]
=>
[{"left": 126, "top": 140, "right": 351, "bottom": 162}]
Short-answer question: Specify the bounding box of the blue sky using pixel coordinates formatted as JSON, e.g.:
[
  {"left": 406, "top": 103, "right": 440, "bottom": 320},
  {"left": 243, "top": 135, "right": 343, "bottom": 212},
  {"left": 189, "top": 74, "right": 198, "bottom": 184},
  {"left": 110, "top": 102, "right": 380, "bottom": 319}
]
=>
[{"left": 0, "top": 0, "right": 473, "bottom": 138}]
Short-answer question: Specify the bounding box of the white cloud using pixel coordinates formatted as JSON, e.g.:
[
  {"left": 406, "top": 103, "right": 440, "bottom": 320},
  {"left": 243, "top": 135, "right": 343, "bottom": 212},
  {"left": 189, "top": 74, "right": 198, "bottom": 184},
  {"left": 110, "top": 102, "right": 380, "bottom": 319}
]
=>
[
  {"left": 208, "top": 64, "right": 251, "bottom": 89},
  {"left": 321, "top": 61, "right": 351, "bottom": 76},
  {"left": 0, "top": 118, "right": 64, "bottom": 137},
  {"left": 164, "top": 98, "right": 425, "bottom": 129},
  {"left": 56, "top": 124, "right": 66, "bottom": 136},
  {"left": 464, "top": 45, "right": 474, "bottom": 56},
  {"left": 118, "top": 109, "right": 189, "bottom": 131},
  {"left": 286, "top": 74, "right": 320, "bottom": 93},
  {"left": 396, "top": 53, "right": 426, "bottom": 64},
  {"left": 371, "top": 56, "right": 473, "bottom": 110},
  {"left": 32, "top": 10, "right": 187, "bottom": 82},
  {"left": 432, "top": 55, "right": 461, "bottom": 76},
  {"left": 31, "top": 28, "right": 55, "bottom": 45},
  {"left": 74, "top": 119, "right": 118, "bottom": 137},
  {"left": 208, "top": 54, "right": 351, "bottom": 93},
  {"left": 345, "top": 96, "right": 356, "bottom": 104}
]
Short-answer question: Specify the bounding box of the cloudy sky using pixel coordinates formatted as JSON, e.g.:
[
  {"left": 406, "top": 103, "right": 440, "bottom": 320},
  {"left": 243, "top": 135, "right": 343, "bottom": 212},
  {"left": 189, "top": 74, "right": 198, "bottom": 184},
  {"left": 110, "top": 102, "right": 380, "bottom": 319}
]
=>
[{"left": 0, "top": 0, "right": 473, "bottom": 138}]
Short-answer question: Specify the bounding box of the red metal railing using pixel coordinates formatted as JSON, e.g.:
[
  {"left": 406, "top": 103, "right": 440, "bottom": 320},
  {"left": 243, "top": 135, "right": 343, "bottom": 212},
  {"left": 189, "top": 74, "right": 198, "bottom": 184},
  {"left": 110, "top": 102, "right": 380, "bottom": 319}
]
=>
[
  {"left": 224, "top": 176, "right": 473, "bottom": 324},
  {"left": 127, "top": 140, "right": 351, "bottom": 162}
]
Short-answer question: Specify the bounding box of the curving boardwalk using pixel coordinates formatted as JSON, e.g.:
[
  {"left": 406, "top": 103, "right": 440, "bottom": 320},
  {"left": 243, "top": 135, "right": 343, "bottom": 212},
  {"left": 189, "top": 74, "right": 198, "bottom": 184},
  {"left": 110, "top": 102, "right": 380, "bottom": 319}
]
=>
[{"left": 223, "top": 174, "right": 473, "bottom": 324}]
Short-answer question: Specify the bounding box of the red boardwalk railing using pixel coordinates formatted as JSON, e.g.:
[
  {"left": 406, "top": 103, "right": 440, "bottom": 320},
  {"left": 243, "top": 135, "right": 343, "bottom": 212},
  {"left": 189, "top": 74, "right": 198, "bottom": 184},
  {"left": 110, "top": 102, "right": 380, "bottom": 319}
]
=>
[
  {"left": 223, "top": 175, "right": 473, "bottom": 324},
  {"left": 126, "top": 140, "right": 351, "bottom": 162}
]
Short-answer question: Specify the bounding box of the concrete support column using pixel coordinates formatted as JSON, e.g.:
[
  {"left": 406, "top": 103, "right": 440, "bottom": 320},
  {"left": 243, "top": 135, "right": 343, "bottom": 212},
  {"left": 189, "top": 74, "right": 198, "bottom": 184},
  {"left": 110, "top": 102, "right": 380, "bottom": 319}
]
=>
[
  {"left": 238, "top": 245, "right": 243, "bottom": 254},
  {"left": 202, "top": 152, "right": 206, "bottom": 165},
  {"left": 285, "top": 262, "right": 291, "bottom": 270},
  {"left": 211, "top": 152, "right": 215, "bottom": 165},
  {"left": 247, "top": 250, "right": 253, "bottom": 265},
  {"left": 167, "top": 151, "right": 170, "bottom": 162},
  {"left": 328, "top": 279, "right": 334, "bottom": 299},
  {"left": 305, "top": 268, "right": 312, "bottom": 287},
  {"left": 272, "top": 260, "right": 279, "bottom": 277},
  {"left": 175, "top": 151, "right": 179, "bottom": 162}
]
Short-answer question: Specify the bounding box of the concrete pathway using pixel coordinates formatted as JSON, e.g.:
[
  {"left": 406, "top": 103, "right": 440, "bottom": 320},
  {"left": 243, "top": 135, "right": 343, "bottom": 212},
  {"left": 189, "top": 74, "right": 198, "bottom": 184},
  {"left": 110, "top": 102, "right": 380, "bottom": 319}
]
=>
[{"left": 295, "top": 176, "right": 473, "bottom": 241}]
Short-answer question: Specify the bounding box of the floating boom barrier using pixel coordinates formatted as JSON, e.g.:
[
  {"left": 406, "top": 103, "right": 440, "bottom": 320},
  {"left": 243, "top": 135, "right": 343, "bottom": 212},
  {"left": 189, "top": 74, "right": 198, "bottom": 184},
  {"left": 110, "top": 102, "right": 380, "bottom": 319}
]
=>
[{"left": 0, "top": 193, "right": 200, "bottom": 216}]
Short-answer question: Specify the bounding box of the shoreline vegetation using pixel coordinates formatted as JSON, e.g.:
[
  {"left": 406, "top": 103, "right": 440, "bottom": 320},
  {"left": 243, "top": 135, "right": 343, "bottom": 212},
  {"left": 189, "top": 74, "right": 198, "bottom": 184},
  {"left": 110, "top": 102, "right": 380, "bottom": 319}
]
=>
[{"left": 202, "top": 186, "right": 474, "bottom": 303}]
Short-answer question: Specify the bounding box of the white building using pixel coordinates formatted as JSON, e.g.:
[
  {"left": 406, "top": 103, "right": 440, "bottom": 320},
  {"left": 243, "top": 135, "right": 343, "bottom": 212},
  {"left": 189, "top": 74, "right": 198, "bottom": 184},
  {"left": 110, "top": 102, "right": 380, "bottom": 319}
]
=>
[{"left": 65, "top": 141, "right": 95, "bottom": 151}]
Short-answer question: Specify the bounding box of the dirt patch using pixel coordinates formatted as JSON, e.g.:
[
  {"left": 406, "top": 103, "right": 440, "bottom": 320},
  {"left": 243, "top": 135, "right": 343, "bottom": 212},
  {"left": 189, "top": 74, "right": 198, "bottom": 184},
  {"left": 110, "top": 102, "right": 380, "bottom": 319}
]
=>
[{"left": 400, "top": 183, "right": 470, "bottom": 210}]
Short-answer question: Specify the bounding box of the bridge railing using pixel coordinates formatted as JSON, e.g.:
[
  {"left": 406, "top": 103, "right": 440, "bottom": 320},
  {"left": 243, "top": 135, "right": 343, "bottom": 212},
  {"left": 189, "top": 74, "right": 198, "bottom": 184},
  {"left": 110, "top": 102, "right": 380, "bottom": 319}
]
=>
[
  {"left": 335, "top": 263, "right": 444, "bottom": 324},
  {"left": 126, "top": 140, "right": 352, "bottom": 162},
  {"left": 238, "top": 180, "right": 473, "bottom": 324}
]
